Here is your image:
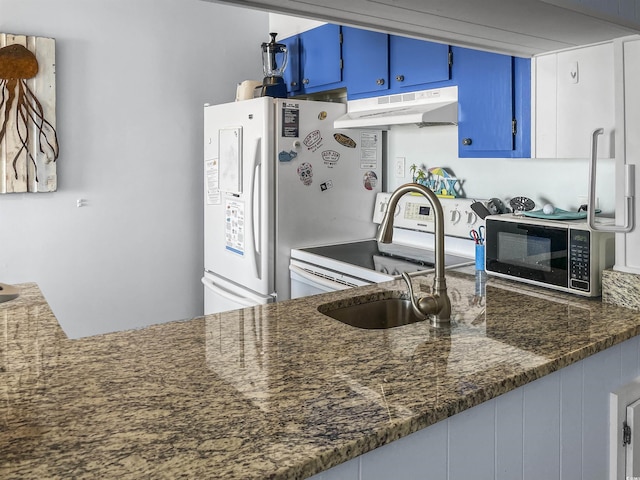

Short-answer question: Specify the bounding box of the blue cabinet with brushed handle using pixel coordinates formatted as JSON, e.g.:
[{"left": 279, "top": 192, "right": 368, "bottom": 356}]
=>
[
  {"left": 282, "top": 23, "right": 342, "bottom": 95},
  {"left": 389, "top": 35, "right": 450, "bottom": 91},
  {"left": 341, "top": 26, "right": 389, "bottom": 96},
  {"left": 341, "top": 28, "right": 451, "bottom": 99},
  {"left": 453, "top": 47, "right": 530, "bottom": 158}
]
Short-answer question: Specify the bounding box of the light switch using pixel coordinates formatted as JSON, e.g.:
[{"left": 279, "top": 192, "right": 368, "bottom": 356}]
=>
[{"left": 394, "top": 157, "right": 405, "bottom": 177}]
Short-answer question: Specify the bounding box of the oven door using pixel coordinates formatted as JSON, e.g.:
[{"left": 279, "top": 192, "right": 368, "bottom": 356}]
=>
[
  {"left": 485, "top": 218, "right": 569, "bottom": 288},
  {"left": 289, "top": 259, "right": 372, "bottom": 299}
]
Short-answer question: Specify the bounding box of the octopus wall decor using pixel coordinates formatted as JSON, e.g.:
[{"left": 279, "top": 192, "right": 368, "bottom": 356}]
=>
[{"left": 0, "top": 34, "right": 57, "bottom": 193}]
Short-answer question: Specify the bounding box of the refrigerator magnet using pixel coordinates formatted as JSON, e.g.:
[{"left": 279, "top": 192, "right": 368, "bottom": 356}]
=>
[
  {"left": 363, "top": 171, "right": 378, "bottom": 191},
  {"left": 297, "top": 162, "right": 313, "bottom": 186},
  {"left": 278, "top": 150, "right": 298, "bottom": 162},
  {"left": 320, "top": 180, "right": 333, "bottom": 192},
  {"left": 321, "top": 150, "right": 340, "bottom": 167},
  {"left": 334, "top": 133, "right": 356, "bottom": 148},
  {"left": 303, "top": 130, "right": 323, "bottom": 152}
]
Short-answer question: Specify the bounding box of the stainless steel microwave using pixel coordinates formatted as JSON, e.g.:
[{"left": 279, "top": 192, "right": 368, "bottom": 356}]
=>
[{"left": 485, "top": 214, "right": 615, "bottom": 296}]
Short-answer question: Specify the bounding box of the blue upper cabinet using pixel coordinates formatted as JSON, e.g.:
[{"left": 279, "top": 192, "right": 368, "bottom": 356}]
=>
[
  {"left": 341, "top": 27, "right": 389, "bottom": 96},
  {"left": 280, "top": 24, "right": 531, "bottom": 159},
  {"left": 281, "top": 35, "right": 301, "bottom": 95},
  {"left": 453, "top": 47, "right": 530, "bottom": 158},
  {"left": 341, "top": 30, "right": 451, "bottom": 99},
  {"left": 389, "top": 36, "right": 450, "bottom": 90},
  {"left": 298, "top": 24, "right": 342, "bottom": 93}
]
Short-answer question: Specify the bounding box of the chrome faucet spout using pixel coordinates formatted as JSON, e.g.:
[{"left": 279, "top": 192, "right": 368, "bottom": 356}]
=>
[{"left": 378, "top": 183, "right": 451, "bottom": 326}]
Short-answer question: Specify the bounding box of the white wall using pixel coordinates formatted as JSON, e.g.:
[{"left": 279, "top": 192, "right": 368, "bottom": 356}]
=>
[
  {"left": 268, "top": 13, "right": 325, "bottom": 39},
  {"left": 0, "top": 0, "right": 268, "bottom": 338},
  {"left": 386, "top": 125, "right": 616, "bottom": 213}
]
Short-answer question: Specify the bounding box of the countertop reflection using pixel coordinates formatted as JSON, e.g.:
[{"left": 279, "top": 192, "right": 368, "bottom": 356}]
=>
[{"left": 2, "top": 276, "right": 640, "bottom": 479}]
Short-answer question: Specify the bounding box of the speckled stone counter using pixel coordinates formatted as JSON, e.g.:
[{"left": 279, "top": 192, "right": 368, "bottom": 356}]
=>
[
  {"left": 603, "top": 268, "right": 640, "bottom": 311},
  {"left": 2, "top": 276, "right": 640, "bottom": 479}
]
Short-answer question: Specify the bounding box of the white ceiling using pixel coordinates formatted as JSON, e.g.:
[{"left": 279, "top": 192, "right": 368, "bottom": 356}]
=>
[{"left": 204, "top": 0, "right": 640, "bottom": 56}]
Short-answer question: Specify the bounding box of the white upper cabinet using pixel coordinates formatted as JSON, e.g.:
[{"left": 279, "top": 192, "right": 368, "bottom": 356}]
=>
[
  {"left": 209, "top": 0, "right": 640, "bottom": 57},
  {"left": 533, "top": 41, "right": 615, "bottom": 158}
]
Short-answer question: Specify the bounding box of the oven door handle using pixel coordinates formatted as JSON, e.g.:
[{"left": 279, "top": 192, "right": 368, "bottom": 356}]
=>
[{"left": 289, "top": 264, "right": 354, "bottom": 291}]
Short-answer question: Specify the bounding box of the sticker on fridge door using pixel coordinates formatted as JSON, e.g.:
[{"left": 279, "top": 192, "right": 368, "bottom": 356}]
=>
[
  {"left": 333, "top": 133, "right": 356, "bottom": 148},
  {"left": 225, "top": 199, "right": 245, "bottom": 256},
  {"left": 205, "top": 159, "right": 221, "bottom": 205},
  {"left": 282, "top": 104, "right": 300, "bottom": 138},
  {"left": 321, "top": 149, "right": 340, "bottom": 167},
  {"left": 297, "top": 162, "right": 313, "bottom": 186},
  {"left": 360, "top": 131, "right": 379, "bottom": 169},
  {"left": 363, "top": 171, "right": 378, "bottom": 191},
  {"left": 303, "top": 129, "right": 323, "bottom": 152}
]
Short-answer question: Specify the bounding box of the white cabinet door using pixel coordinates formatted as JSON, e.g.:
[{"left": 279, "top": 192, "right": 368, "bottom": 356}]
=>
[
  {"left": 627, "top": 397, "right": 640, "bottom": 478},
  {"left": 614, "top": 36, "right": 640, "bottom": 274},
  {"left": 534, "top": 42, "right": 615, "bottom": 159}
]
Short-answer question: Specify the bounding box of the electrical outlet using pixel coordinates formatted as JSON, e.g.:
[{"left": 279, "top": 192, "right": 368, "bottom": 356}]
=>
[
  {"left": 394, "top": 157, "right": 405, "bottom": 178},
  {"left": 577, "top": 195, "right": 598, "bottom": 209}
]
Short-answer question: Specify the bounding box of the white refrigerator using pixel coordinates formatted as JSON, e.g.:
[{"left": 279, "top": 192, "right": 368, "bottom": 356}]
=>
[{"left": 202, "top": 96, "right": 383, "bottom": 315}]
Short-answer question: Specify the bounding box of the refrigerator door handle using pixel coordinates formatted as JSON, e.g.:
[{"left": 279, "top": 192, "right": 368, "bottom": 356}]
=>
[
  {"left": 587, "top": 128, "right": 635, "bottom": 232},
  {"left": 201, "top": 276, "right": 264, "bottom": 308},
  {"left": 250, "top": 137, "right": 262, "bottom": 279}
]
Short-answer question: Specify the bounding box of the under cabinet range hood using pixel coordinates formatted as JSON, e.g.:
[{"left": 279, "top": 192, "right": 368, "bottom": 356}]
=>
[{"left": 333, "top": 86, "right": 458, "bottom": 130}]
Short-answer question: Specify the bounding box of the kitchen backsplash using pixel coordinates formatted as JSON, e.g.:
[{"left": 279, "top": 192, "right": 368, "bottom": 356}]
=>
[{"left": 386, "top": 124, "right": 616, "bottom": 214}]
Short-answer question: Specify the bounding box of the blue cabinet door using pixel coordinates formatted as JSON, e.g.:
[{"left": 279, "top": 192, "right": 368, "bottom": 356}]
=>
[
  {"left": 299, "top": 24, "right": 342, "bottom": 92},
  {"left": 281, "top": 35, "right": 301, "bottom": 95},
  {"left": 342, "top": 27, "right": 389, "bottom": 96},
  {"left": 389, "top": 36, "right": 450, "bottom": 90},
  {"left": 454, "top": 47, "right": 515, "bottom": 156}
]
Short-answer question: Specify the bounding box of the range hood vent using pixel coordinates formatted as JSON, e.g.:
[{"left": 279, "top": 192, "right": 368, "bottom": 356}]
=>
[{"left": 334, "top": 86, "right": 458, "bottom": 130}]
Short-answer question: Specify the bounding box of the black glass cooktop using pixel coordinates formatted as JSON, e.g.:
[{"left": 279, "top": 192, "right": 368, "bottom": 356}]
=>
[
  {"left": 301, "top": 240, "right": 384, "bottom": 270},
  {"left": 299, "top": 239, "right": 471, "bottom": 272}
]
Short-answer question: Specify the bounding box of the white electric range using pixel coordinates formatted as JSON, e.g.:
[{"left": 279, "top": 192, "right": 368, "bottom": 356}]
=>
[{"left": 289, "top": 192, "right": 486, "bottom": 297}]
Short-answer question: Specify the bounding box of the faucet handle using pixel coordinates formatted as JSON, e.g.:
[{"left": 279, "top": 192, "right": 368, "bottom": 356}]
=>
[
  {"left": 401, "top": 272, "right": 428, "bottom": 320},
  {"left": 401, "top": 272, "right": 451, "bottom": 326}
]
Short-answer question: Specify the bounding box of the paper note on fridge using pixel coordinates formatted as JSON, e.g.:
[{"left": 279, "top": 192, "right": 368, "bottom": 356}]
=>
[
  {"left": 218, "top": 127, "right": 243, "bottom": 194},
  {"left": 205, "top": 159, "right": 221, "bottom": 205}
]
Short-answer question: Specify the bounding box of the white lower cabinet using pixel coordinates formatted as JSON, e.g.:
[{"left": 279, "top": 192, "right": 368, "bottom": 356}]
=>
[{"left": 310, "top": 335, "right": 640, "bottom": 480}]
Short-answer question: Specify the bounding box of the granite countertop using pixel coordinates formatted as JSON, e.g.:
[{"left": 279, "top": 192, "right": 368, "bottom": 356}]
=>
[{"left": 2, "top": 275, "right": 640, "bottom": 479}]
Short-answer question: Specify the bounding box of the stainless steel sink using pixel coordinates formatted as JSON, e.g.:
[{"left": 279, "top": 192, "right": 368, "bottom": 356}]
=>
[{"left": 318, "top": 295, "right": 425, "bottom": 329}]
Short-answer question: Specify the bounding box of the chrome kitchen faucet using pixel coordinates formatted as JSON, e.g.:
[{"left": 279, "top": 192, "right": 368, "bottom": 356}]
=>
[{"left": 376, "top": 183, "right": 452, "bottom": 327}]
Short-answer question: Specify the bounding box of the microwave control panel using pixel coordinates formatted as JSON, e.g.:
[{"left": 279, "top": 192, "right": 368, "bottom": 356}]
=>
[{"left": 569, "top": 229, "right": 591, "bottom": 291}]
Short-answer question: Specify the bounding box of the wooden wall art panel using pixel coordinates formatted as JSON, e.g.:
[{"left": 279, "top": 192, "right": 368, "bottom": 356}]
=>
[{"left": 0, "top": 33, "right": 57, "bottom": 193}]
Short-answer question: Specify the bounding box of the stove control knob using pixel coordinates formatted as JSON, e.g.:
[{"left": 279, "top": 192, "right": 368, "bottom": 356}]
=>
[
  {"left": 467, "top": 211, "right": 478, "bottom": 225},
  {"left": 380, "top": 267, "right": 389, "bottom": 274},
  {"left": 450, "top": 209, "right": 461, "bottom": 224}
]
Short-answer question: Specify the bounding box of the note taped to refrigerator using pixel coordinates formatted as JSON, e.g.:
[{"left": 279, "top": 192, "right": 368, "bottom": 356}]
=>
[
  {"left": 360, "top": 131, "right": 379, "bottom": 169},
  {"left": 225, "top": 199, "right": 245, "bottom": 256},
  {"left": 205, "top": 159, "right": 221, "bottom": 205},
  {"left": 219, "top": 127, "right": 243, "bottom": 194}
]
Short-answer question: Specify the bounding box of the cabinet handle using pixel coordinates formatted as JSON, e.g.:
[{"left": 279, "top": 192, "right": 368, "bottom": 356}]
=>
[
  {"left": 291, "top": 81, "right": 298, "bottom": 87},
  {"left": 302, "top": 78, "right": 310, "bottom": 85},
  {"left": 462, "top": 138, "right": 473, "bottom": 146},
  {"left": 376, "top": 78, "right": 385, "bottom": 85},
  {"left": 395, "top": 74, "right": 405, "bottom": 82}
]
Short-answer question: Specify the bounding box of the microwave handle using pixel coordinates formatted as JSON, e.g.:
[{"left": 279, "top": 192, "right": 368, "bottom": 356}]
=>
[{"left": 587, "top": 128, "right": 635, "bottom": 233}]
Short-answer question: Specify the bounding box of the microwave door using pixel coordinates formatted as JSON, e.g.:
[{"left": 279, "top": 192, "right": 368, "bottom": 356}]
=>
[{"left": 486, "top": 220, "right": 568, "bottom": 288}]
